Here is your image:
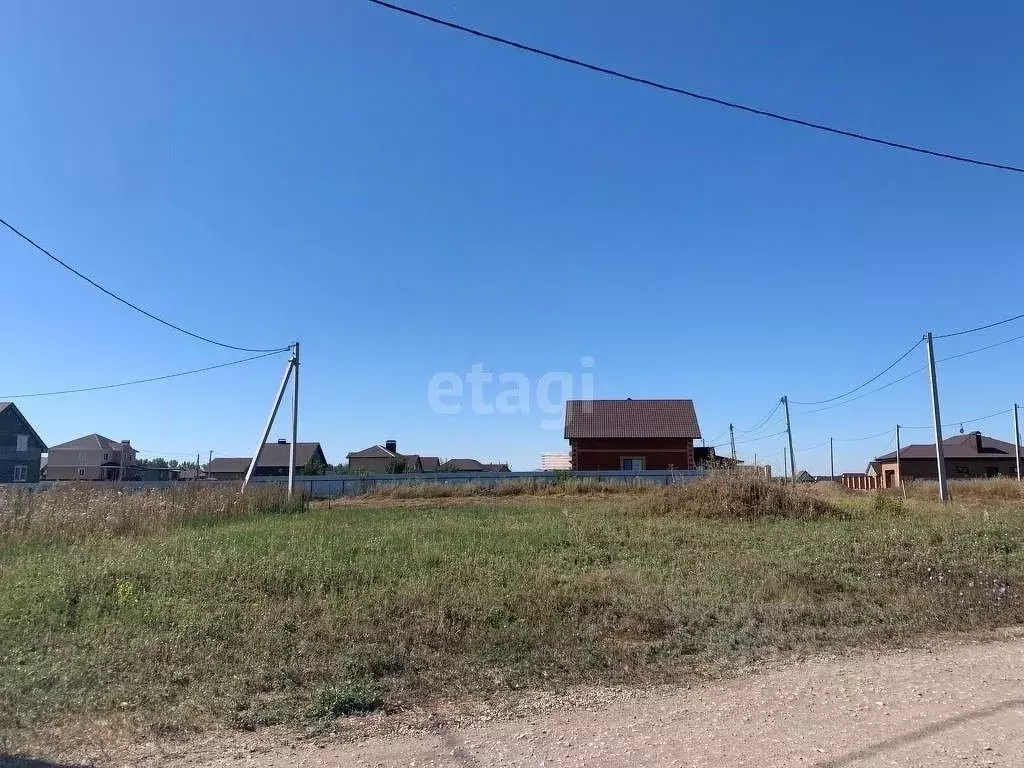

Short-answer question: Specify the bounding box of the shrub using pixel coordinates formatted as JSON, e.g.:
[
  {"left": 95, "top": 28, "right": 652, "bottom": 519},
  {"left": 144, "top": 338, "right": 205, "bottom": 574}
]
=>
[{"left": 306, "top": 684, "right": 383, "bottom": 719}]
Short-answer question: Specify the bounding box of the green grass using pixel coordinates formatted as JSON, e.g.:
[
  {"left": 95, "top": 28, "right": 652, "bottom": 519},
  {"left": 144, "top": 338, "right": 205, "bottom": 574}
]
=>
[{"left": 2, "top": 482, "right": 1024, "bottom": 749}]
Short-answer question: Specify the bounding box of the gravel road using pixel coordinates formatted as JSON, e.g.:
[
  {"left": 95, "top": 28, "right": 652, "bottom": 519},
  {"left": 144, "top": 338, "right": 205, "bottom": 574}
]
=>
[{"left": 128, "top": 636, "right": 1024, "bottom": 767}]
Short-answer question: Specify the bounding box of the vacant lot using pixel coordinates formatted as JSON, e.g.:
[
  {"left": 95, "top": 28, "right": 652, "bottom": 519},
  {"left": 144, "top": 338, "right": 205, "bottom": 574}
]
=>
[{"left": 2, "top": 478, "right": 1023, "bottom": 754}]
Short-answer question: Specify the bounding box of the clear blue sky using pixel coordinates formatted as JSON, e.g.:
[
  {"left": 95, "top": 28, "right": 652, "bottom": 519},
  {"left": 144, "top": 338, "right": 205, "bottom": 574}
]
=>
[{"left": 3, "top": 0, "right": 1022, "bottom": 474}]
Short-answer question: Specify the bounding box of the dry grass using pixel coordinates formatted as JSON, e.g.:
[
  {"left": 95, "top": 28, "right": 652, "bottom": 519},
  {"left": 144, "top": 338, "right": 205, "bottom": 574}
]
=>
[
  {"left": 905, "top": 478, "right": 1024, "bottom": 503},
  {"left": 0, "top": 484, "right": 306, "bottom": 543},
  {"left": 2, "top": 478, "right": 1024, "bottom": 753}
]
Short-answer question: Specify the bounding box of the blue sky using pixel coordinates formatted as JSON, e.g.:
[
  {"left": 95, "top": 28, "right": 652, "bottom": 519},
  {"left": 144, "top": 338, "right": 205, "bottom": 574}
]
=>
[{"left": 2, "top": 0, "right": 1022, "bottom": 474}]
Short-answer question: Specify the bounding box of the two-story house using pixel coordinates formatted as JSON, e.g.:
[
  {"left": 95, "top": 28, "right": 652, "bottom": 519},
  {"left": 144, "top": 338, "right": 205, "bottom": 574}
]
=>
[
  {"left": 0, "top": 402, "right": 47, "bottom": 483},
  {"left": 46, "top": 434, "right": 139, "bottom": 481}
]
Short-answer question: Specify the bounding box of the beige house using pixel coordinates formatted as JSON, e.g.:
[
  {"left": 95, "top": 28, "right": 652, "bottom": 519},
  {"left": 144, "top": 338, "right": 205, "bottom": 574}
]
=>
[
  {"left": 46, "top": 433, "right": 138, "bottom": 481},
  {"left": 871, "top": 431, "right": 1020, "bottom": 488}
]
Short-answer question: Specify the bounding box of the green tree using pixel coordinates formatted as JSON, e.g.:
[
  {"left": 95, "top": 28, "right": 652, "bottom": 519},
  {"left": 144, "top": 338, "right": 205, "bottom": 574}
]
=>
[{"left": 303, "top": 455, "right": 329, "bottom": 475}]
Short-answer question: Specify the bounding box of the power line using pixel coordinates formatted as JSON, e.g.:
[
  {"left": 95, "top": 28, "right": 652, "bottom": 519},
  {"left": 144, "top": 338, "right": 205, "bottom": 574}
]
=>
[
  {"left": 938, "top": 331, "right": 1024, "bottom": 362},
  {"left": 904, "top": 408, "right": 1012, "bottom": 431},
  {"left": 0, "top": 216, "right": 288, "bottom": 353},
  {"left": 935, "top": 313, "right": 1024, "bottom": 340},
  {"left": 791, "top": 339, "right": 922, "bottom": 406},
  {"left": 366, "top": 0, "right": 1024, "bottom": 175},
  {"left": 0, "top": 350, "right": 286, "bottom": 399},
  {"left": 834, "top": 428, "right": 894, "bottom": 443},
  {"left": 796, "top": 332, "right": 1024, "bottom": 416},
  {"left": 735, "top": 400, "right": 783, "bottom": 435}
]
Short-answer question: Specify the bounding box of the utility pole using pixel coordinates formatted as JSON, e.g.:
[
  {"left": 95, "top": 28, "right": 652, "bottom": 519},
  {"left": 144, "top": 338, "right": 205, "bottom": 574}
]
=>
[
  {"left": 829, "top": 437, "right": 834, "bottom": 482},
  {"left": 895, "top": 425, "right": 903, "bottom": 495},
  {"left": 782, "top": 396, "right": 797, "bottom": 483},
  {"left": 243, "top": 342, "right": 299, "bottom": 493},
  {"left": 1014, "top": 404, "right": 1021, "bottom": 482},
  {"left": 924, "top": 332, "right": 948, "bottom": 502},
  {"left": 288, "top": 342, "right": 300, "bottom": 499},
  {"left": 729, "top": 423, "right": 737, "bottom": 461},
  {"left": 196, "top": 453, "right": 200, "bottom": 481},
  {"left": 783, "top": 446, "right": 788, "bottom": 479}
]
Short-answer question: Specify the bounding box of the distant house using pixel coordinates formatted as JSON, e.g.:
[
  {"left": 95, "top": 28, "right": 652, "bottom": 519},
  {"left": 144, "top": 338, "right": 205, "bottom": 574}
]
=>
[
  {"left": 346, "top": 440, "right": 440, "bottom": 474},
  {"left": 564, "top": 398, "right": 702, "bottom": 471},
  {"left": 693, "top": 446, "right": 742, "bottom": 469},
  {"left": 871, "top": 431, "right": 1021, "bottom": 488},
  {"left": 0, "top": 402, "right": 47, "bottom": 483},
  {"left": 47, "top": 434, "right": 139, "bottom": 481},
  {"left": 206, "top": 440, "right": 329, "bottom": 482},
  {"left": 437, "top": 459, "right": 511, "bottom": 472}
]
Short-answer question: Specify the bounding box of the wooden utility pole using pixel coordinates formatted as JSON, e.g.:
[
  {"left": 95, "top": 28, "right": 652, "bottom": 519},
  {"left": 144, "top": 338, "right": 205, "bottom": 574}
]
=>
[
  {"left": 829, "top": 437, "right": 834, "bottom": 482},
  {"left": 924, "top": 332, "right": 948, "bottom": 502}
]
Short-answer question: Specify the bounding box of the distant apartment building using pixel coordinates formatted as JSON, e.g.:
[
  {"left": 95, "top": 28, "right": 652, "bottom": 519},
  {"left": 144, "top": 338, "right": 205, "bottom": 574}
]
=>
[{"left": 540, "top": 452, "right": 572, "bottom": 471}]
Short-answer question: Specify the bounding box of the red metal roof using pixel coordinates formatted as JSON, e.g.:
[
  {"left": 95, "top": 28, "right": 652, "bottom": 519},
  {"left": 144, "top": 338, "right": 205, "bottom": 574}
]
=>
[{"left": 564, "top": 399, "right": 701, "bottom": 439}]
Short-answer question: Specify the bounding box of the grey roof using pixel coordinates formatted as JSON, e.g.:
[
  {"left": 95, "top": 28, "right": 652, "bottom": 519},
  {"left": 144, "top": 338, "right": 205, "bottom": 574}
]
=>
[
  {"left": 564, "top": 399, "right": 702, "bottom": 440},
  {"left": 346, "top": 444, "right": 396, "bottom": 459},
  {"left": 208, "top": 442, "right": 326, "bottom": 473},
  {"left": 207, "top": 457, "right": 251, "bottom": 474},
  {"left": 0, "top": 402, "right": 48, "bottom": 451},
  {"left": 50, "top": 433, "right": 131, "bottom": 452},
  {"left": 876, "top": 433, "right": 1019, "bottom": 462},
  {"left": 441, "top": 458, "right": 486, "bottom": 472}
]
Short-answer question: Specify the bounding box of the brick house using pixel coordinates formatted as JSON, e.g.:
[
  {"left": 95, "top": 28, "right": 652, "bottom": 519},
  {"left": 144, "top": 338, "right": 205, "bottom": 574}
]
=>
[
  {"left": 206, "top": 440, "right": 329, "bottom": 481},
  {"left": 564, "top": 398, "right": 702, "bottom": 471},
  {"left": 872, "top": 431, "right": 1020, "bottom": 488},
  {"left": 46, "top": 433, "right": 139, "bottom": 481},
  {"left": 0, "top": 402, "right": 47, "bottom": 483},
  {"left": 346, "top": 440, "right": 440, "bottom": 474}
]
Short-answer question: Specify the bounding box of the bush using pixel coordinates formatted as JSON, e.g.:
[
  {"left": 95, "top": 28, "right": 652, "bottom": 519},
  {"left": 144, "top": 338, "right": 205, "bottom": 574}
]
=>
[
  {"left": 306, "top": 684, "right": 383, "bottom": 719},
  {"left": 635, "top": 473, "right": 848, "bottom": 520}
]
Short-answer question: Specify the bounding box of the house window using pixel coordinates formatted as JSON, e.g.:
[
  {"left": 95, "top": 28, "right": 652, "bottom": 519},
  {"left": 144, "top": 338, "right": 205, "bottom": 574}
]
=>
[
  {"left": 103, "top": 453, "right": 109, "bottom": 462},
  {"left": 77, "top": 468, "right": 86, "bottom": 478},
  {"left": 16, "top": 434, "right": 28, "bottom": 452},
  {"left": 13, "top": 465, "right": 27, "bottom": 482},
  {"left": 621, "top": 457, "right": 646, "bottom": 471},
  {"left": 986, "top": 467, "right": 999, "bottom": 478}
]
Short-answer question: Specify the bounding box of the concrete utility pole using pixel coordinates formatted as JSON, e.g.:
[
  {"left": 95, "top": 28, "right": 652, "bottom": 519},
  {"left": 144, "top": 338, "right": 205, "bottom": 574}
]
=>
[
  {"left": 783, "top": 446, "right": 788, "bottom": 479},
  {"left": 829, "top": 437, "right": 835, "bottom": 482},
  {"left": 729, "top": 423, "right": 737, "bottom": 461},
  {"left": 895, "top": 425, "right": 903, "bottom": 494},
  {"left": 288, "top": 341, "right": 300, "bottom": 499},
  {"left": 782, "top": 396, "right": 797, "bottom": 483},
  {"left": 1014, "top": 404, "right": 1021, "bottom": 482},
  {"left": 924, "top": 332, "right": 948, "bottom": 502},
  {"left": 243, "top": 342, "right": 300, "bottom": 494}
]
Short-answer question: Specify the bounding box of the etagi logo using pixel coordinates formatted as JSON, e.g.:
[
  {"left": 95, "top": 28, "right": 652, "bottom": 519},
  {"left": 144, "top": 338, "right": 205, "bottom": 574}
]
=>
[{"left": 427, "top": 357, "right": 595, "bottom": 430}]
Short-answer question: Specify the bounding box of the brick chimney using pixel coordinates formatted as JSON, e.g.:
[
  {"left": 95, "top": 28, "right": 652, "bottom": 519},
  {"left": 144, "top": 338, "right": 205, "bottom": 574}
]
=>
[
  {"left": 385, "top": 439, "right": 397, "bottom": 454},
  {"left": 975, "top": 431, "right": 984, "bottom": 454}
]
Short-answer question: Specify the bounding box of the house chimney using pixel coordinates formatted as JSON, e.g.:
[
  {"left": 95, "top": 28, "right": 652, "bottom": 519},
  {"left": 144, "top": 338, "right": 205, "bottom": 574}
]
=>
[
  {"left": 277, "top": 438, "right": 288, "bottom": 444},
  {"left": 385, "top": 439, "right": 397, "bottom": 454},
  {"left": 975, "top": 431, "right": 983, "bottom": 454}
]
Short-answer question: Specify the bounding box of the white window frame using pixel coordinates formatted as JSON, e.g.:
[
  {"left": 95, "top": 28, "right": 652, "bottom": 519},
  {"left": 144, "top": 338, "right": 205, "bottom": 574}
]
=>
[
  {"left": 621, "top": 456, "right": 646, "bottom": 471},
  {"left": 103, "top": 453, "right": 109, "bottom": 462},
  {"left": 16, "top": 434, "right": 28, "bottom": 452},
  {"left": 13, "top": 465, "right": 27, "bottom": 482},
  {"left": 77, "top": 467, "right": 86, "bottom": 478}
]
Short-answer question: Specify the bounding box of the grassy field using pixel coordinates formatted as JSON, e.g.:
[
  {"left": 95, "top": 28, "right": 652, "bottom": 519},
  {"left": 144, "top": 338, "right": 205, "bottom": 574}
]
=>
[{"left": 2, "top": 477, "right": 1023, "bottom": 751}]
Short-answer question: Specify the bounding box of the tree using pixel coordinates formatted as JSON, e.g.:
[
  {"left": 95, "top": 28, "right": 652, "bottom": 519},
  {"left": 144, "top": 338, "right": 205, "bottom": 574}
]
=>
[
  {"left": 385, "top": 457, "right": 409, "bottom": 474},
  {"left": 303, "top": 455, "right": 329, "bottom": 475}
]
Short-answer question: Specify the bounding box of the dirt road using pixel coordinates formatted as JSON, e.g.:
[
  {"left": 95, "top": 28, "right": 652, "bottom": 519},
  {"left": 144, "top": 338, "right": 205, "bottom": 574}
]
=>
[{"left": 125, "top": 636, "right": 1024, "bottom": 766}]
